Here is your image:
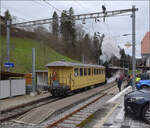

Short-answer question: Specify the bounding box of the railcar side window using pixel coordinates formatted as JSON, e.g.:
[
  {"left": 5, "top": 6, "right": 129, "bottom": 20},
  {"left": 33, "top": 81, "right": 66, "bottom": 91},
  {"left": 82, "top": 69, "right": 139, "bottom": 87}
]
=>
[
  {"left": 74, "top": 68, "right": 78, "bottom": 77},
  {"left": 88, "top": 68, "right": 91, "bottom": 75},
  {"left": 84, "top": 68, "right": 87, "bottom": 76},
  {"left": 97, "top": 69, "right": 98, "bottom": 75},
  {"left": 94, "top": 69, "right": 96, "bottom": 75},
  {"left": 80, "top": 68, "right": 83, "bottom": 76}
]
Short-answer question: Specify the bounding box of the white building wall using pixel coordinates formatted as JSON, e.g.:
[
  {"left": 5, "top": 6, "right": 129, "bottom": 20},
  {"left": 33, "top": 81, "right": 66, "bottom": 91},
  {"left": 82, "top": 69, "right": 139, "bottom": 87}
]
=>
[
  {"left": 0, "top": 80, "right": 10, "bottom": 99},
  {"left": 142, "top": 54, "right": 150, "bottom": 67},
  {"left": 36, "top": 72, "right": 48, "bottom": 86},
  {"left": 0, "top": 79, "right": 25, "bottom": 99}
]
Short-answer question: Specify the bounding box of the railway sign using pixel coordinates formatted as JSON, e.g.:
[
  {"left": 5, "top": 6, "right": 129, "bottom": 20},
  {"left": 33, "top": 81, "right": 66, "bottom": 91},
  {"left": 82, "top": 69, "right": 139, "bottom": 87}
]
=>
[{"left": 4, "top": 62, "right": 14, "bottom": 68}]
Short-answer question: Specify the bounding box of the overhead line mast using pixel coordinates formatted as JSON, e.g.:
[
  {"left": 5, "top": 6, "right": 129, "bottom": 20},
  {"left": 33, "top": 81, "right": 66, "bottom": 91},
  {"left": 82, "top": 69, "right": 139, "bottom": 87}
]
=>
[{"left": 12, "top": 8, "right": 138, "bottom": 27}]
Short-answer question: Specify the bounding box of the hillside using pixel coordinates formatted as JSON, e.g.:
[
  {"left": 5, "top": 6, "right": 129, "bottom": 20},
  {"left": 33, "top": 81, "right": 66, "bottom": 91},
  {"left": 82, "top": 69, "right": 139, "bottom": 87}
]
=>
[{"left": 0, "top": 36, "right": 77, "bottom": 73}]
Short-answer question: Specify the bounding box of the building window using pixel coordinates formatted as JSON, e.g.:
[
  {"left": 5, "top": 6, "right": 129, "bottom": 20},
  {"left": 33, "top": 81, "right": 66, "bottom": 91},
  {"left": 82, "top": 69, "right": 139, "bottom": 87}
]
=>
[
  {"left": 74, "top": 68, "right": 78, "bottom": 77},
  {"left": 80, "top": 68, "right": 83, "bottom": 76},
  {"left": 84, "top": 68, "right": 87, "bottom": 76},
  {"left": 88, "top": 68, "right": 91, "bottom": 75}
]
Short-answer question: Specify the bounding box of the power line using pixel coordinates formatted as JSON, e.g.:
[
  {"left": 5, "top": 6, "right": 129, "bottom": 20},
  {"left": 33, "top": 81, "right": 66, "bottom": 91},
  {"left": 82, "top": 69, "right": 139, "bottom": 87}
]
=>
[
  {"left": 43, "top": 0, "right": 62, "bottom": 13},
  {"left": 73, "top": 1, "right": 88, "bottom": 13},
  {"left": 13, "top": 16, "right": 30, "bottom": 22},
  {"left": 1, "top": 8, "right": 34, "bottom": 22},
  {"left": 33, "top": 0, "right": 52, "bottom": 10},
  {"left": 12, "top": 8, "right": 138, "bottom": 27}
]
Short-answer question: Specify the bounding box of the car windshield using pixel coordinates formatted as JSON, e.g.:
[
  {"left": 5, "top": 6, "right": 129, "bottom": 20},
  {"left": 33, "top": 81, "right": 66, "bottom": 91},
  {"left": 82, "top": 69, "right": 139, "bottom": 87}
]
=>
[{"left": 140, "top": 73, "right": 150, "bottom": 80}]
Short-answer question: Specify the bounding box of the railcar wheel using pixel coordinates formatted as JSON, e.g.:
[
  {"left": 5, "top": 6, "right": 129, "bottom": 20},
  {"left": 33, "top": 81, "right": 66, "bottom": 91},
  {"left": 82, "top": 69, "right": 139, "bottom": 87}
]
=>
[{"left": 142, "top": 105, "right": 150, "bottom": 124}]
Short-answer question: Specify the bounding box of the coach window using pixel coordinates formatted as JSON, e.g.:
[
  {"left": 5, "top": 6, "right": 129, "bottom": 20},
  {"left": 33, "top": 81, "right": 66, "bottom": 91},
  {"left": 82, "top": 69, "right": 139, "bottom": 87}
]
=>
[
  {"left": 88, "top": 68, "right": 91, "bottom": 75},
  {"left": 74, "top": 68, "right": 78, "bottom": 77},
  {"left": 97, "top": 69, "right": 98, "bottom": 75},
  {"left": 100, "top": 69, "right": 101, "bottom": 74},
  {"left": 94, "top": 68, "right": 96, "bottom": 75},
  {"left": 102, "top": 69, "right": 104, "bottom": 74},
  {"left": 84, "top": 68, "right": 87, "bottom": 76},
  {"left": 80, "top": 68, "right": 83, "bottom": 76}
]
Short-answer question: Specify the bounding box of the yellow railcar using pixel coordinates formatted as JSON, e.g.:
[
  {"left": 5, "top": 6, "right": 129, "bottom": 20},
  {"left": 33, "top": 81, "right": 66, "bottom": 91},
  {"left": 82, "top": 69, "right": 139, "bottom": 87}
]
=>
[{"left": 45, "top": 61, "right": 106, "bottom": 96}]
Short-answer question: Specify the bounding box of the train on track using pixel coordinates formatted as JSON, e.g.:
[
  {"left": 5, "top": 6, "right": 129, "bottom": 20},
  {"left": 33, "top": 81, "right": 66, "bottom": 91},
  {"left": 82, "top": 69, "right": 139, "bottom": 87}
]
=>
[
  {"left": 45, "top": 61, "right": 127, "bottom": 97},
  {"left": 45, "top": 61, "right": 106, "bottom": 96}
]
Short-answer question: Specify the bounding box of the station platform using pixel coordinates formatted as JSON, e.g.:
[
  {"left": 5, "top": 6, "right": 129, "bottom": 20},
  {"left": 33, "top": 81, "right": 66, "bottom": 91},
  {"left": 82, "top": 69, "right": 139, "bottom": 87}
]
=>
[
  {"left": 95, "top": 86, "right": 150, "bottom": 128},
  {"left": 0, "top": 92, "right": 51, "bottom": 112}
]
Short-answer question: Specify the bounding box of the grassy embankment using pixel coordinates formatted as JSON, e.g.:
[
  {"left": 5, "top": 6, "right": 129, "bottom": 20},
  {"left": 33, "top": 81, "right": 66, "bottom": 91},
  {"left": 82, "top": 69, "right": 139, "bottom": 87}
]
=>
[{"left": 0, "top": 36, "right": 77, "bottom": 73}]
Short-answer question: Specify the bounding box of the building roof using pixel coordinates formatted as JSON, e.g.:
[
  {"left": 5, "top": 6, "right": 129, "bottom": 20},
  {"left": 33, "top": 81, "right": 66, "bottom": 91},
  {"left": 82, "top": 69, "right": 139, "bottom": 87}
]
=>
[
  {"left": 35, "top": 70, "right": 48, "bottom": 73},
  {"left": 45, "top": 61, "right": 105, "bottom": 68},
  {"left": 141, "top": 32, "right": 150, "bottom": 54},
  {"left": 0, "top": 71, "right": 25, "bottom": 80},
  {"left": 109, "top": 66, "right": 128, "bottom": 70}
]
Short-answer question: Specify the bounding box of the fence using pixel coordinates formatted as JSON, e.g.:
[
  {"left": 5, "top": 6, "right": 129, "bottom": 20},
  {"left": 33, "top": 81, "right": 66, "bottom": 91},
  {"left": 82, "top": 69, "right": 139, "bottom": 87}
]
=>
[{"left": 0, "top": 79, "right": 25, "bottom": 99}]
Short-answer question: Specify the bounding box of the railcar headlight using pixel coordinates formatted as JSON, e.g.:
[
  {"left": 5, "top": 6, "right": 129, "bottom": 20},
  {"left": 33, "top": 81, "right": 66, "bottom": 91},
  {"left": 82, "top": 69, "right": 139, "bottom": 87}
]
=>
[{"left": 128, "top": 97, "right": 144, "bottom": 102}]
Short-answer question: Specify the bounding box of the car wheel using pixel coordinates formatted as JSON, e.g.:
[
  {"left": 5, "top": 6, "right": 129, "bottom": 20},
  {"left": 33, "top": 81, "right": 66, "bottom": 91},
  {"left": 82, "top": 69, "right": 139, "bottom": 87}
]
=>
[
  {"left": 142, "top": 105, "right": 150, "bottom": 124},
  {"left": 141, "top": 85, "right": 149, "bottom": 89}
]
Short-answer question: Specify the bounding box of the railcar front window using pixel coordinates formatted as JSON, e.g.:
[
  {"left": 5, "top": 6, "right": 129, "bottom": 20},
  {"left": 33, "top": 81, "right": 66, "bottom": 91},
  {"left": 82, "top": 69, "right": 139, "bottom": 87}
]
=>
[{"left": 74, "top": 68, "right": 78, "bottom": 77}]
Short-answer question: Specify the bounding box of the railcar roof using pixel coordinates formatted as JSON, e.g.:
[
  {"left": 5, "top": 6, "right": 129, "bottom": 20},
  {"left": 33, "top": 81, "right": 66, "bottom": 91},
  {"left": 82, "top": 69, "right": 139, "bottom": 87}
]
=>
[{"left": 45, "top": 61, "right": 105, "bottom": 68}]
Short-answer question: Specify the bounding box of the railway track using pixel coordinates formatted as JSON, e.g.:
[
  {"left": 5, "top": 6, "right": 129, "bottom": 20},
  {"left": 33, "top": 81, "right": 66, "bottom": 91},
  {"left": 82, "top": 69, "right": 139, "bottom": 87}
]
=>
[
  {"left": 0, "top": 82, "right": 117, "bottom": 125},
  {"left": 45, "top": 84, "right": 117, "bottom": 128},
  {"left": 0, "top": 96, "right": 59, "bottom": 122}
]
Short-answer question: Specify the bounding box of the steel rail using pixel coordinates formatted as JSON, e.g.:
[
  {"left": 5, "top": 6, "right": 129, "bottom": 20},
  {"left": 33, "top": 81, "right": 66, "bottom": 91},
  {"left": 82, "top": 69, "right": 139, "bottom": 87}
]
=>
[
  {"left": 46, "top": 83, "right": 117, "bottom": 128},
  {"left": 0, "top": 97, "right": 59, "bottom": 122},
  {"left": 47, "top": 93, "right": 107, "bottom": 128}
]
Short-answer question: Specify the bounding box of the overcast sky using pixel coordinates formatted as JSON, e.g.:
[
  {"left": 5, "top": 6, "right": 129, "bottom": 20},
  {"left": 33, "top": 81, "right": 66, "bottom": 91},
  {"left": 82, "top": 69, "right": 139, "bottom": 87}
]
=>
[{"left": 1, "top": 0, "right": 150, "bottom": 58}]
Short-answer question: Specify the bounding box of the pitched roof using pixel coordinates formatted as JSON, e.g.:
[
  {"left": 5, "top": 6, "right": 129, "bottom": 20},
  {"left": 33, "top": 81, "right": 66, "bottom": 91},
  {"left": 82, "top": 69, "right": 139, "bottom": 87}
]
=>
[
  {"left": 141, "top": 32, "right": 150, "bottom": 54},
  {"left": 45, "top": 61, "right": 105, "bottom": 68}
]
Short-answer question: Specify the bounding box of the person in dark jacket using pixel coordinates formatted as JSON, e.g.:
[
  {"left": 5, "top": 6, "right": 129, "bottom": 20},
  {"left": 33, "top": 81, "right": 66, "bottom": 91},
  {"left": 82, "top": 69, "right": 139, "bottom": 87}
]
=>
[{"left": 117, "top": 72, "right": 124, "bottom": 92}]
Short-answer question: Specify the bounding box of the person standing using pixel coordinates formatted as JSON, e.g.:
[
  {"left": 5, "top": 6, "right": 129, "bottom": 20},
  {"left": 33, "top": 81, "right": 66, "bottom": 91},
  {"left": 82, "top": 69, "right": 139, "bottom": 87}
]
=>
[{"left": 117, "top": 72, "right": 124, "bottom": 92}]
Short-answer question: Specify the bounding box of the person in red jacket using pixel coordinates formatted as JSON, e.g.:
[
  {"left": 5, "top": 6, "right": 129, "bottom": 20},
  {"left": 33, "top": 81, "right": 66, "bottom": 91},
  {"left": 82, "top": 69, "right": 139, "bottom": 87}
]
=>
[{"left": 53, "top": 71, "right": 57, "bottom": 81}]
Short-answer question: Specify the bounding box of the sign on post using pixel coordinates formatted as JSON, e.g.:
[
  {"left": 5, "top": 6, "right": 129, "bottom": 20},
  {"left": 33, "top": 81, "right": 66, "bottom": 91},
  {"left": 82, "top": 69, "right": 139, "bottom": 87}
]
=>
[{"left": 4, "top": 62, "right": 14, "bottom": 68}]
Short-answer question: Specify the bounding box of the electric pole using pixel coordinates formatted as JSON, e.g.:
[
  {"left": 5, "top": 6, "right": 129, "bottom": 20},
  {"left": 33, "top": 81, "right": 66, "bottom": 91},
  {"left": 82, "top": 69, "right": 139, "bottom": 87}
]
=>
[
  {"left": 6, "top": 20, "right": 11, "bottom": 72},
  {"left": 32, "top": 48, "right": 36, "bottom": 95},
  {"left": 132, "top": 5, "right": 136, "bottom": 90}
]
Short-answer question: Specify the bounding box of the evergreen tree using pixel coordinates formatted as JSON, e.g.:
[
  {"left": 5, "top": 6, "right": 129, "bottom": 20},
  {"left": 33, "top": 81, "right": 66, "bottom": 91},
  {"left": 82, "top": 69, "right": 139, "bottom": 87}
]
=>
[
  {"left": 52, "top": 11, "right": 59, "bottom": 37},
  {"left": 4, "top": 10, "right": 12, "bottom": 24},
  {"left": 120, "top": 48, "right": 126, "bottom": 68},
  {"left": 68, "top": 7, "right": 76, "bottom": 46},
  {"left": 60, "top": 10, "right": 69, "bottom": 41},
  {"left": 60, "top": 7, "right": 76, "bottom": 46},
  {"left": 93, "top": 33, "right": 104, "bottom": 64}
]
